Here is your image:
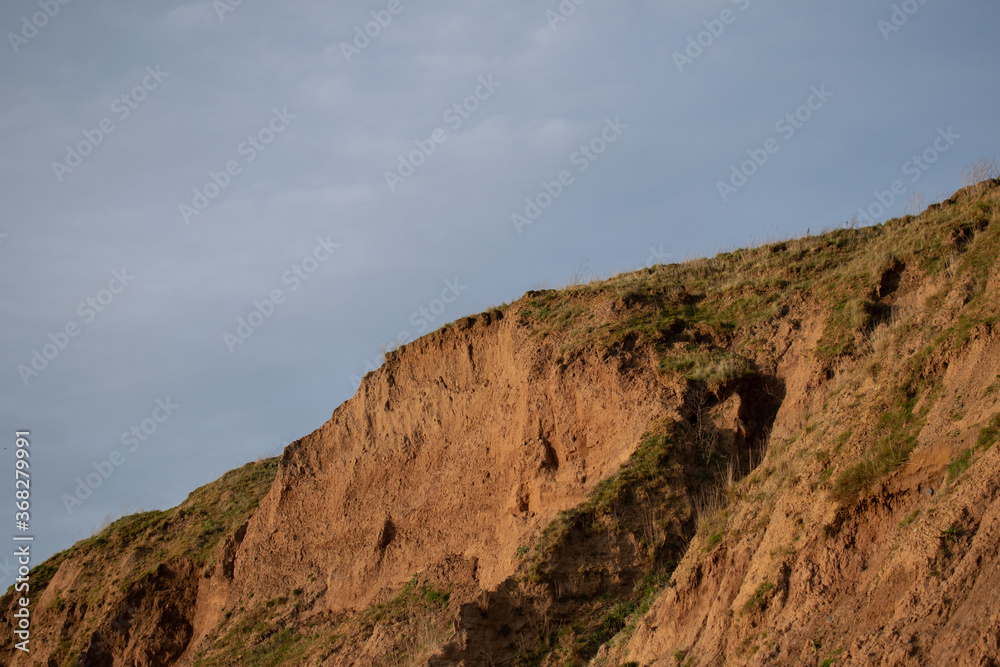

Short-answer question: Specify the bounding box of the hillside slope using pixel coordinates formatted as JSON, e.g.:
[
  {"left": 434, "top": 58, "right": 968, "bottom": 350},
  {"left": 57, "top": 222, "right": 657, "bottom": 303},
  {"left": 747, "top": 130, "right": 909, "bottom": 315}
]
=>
[{"left": 3, "top": 180, "right": 1000, "bottom": 666}]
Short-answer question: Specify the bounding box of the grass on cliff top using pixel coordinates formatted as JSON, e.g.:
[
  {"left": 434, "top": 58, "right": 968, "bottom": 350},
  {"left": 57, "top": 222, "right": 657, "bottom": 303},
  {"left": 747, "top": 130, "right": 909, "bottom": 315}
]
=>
[
  {"left": 517, "top": 181, "right": 1000, "bottom": 513},
  {"left": 3, "top": 457, "right": 279, "bottom": 667},
  {"left": 824, "top": 184, "right": 1000, "bottom": 503},
  {"left": 510, "top": 182, "right": 1000, "bottom": 663},
  {"left": 515, "top": 180, "right": 1000, "bottom": 368},
  {"left": 94, "top": 456, "right": 279, "bottom": 567},
  {"left": 12, "top": 457, "right": 279, "bottom": 601}
]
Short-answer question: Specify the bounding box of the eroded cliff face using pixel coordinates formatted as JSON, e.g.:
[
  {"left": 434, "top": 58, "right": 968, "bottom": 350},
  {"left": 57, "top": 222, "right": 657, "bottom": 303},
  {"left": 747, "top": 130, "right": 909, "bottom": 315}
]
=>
[
  {"left": 0, "top": 458, "right": 281, "bottom": 667},
  {"left": 615, "top": 314, "right": 1000, "bottom": 667},
  {"left": 3, "top": 181, "right": 1000, "bottom": 667},
  {"left": 234, "top": 308, "right": 678, "bottom": 612},
  {"left": 1, "top": 300, "right": 691, "bottom": 666},
  {"left": 602, "top": 185, "right": 1000, "bottom": 667}
]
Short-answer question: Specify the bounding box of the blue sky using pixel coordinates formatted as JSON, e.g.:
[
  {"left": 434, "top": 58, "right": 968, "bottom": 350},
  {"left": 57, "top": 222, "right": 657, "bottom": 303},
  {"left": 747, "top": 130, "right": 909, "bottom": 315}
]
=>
[{"left": 1, "top": 0, "right": 998, "bottom": 571}]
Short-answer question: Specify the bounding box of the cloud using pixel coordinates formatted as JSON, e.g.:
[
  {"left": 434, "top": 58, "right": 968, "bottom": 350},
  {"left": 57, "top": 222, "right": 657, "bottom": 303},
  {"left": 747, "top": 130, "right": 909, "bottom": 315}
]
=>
[{"left": 2, "top": 0, "right": 999, "bottom": 565}]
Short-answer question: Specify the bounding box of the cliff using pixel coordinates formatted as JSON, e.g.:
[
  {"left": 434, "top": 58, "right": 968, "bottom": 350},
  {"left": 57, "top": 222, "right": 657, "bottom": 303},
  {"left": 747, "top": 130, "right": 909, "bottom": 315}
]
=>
[{"left": 3, "top": 180, "right": 999, "bottom": 666}]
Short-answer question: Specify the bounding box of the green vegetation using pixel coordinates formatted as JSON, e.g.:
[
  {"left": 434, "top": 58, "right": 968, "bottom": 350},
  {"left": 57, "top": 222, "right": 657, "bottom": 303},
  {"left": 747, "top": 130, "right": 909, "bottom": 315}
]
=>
[
  {"left": 25, "top": 556, "right": 65, "bottom": 593},
  {"left": 528, "top": 427, "right": 683, "bottom": 582},
  {"left": 660, "top": 351, "right": 753, "bottom": 390},
  {"left": 233, "top": 627, "right": 315, "bottom": 667},
  {"left": 9, "top": 180, "right": 1000, "bottom": 666},
  {"left": 5, "top": 456, "right": 281, "bottom": 661},
  {"left": 197, "top": 576, "right": 452, "bottom": 666},
  {"left": 900, "top": 509, "right": 920, "bottom": 528},
  {"left": 510, "top": 178, "right": 997, "bottom": 397},
  {"left": 618, "top": 569, "right": 674, "bottom": 641},
  {"left": 815, "top": 295, "right": 879, "bottom": 363},
  {"left": 833, "top": 381, "right": 927, "bottom": 503},
  {"left": 85, "top": 457, "right": 280, "bottom": 572},
  {"left": 193, "top": 597, "right": 315, "bottom": 667},
  {"left": 947, "top": 448, "right": 975, "bottom": 480},
  {"left": 940, "top": 524, "right": 962, "bottom": 544},
  {"left": 944, "top": 414, "right": 1000, "bottom": 483},
  {"left": 355, "top": 578, "right": 454, "bottom": 665},
  {"left": 742, "top": 581, "right": 775, "bottom": 615},
  {"left": 513, "top": 569, "right": 673, "bottom": 667},
  {"left": 820, "top": 647, "right": 845, "bottom": 666},
  {"left": 179, "top": 457, "right": 282, "bottom": 565},
  {"left": 512, "top": 423, "right": 689, "bottom": 666},
  {"left": 361, "top": 576, "right": 451, "bottom": 628},
  {"left": 978, "top": 414, "right": 1000, "bottom": 450}
]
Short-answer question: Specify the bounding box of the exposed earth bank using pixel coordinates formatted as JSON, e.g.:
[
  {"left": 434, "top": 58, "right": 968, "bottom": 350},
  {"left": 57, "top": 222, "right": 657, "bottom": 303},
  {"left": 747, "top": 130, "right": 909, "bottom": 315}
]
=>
[{"left": 3, "top": 181, "right": 1000, "bottom": 666}]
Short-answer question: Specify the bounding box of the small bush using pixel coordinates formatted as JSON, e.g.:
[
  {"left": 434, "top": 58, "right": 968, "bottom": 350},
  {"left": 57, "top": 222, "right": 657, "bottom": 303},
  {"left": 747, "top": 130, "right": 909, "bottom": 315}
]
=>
[
  {"left": 961, "top": 158, "right": 998, "bottom": 188},
  {"left": 742, "top": 581, "right": 775, "bottom": 615},
  {"left": 820, "top": 647, "right": 845, "bottom": 666},
  {"left": 660, "top": 352, "right": 752, "bottom": 389},
  {"left": 833, "top": 391, "right": 921, "bottom": 503},
  {"left": 947, "top": 448, "right": 975, "bottom": 480},
  {"left": 940, "top": 525, "right": 961, "bottom": 544},
  {"left": 978, "top": 414, "right": 1000, "bottom": 450}
]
